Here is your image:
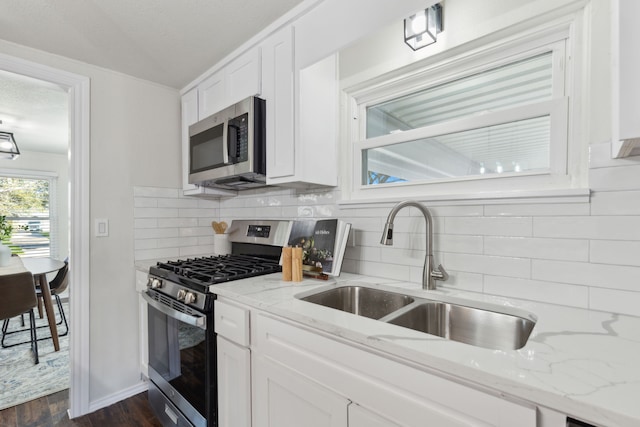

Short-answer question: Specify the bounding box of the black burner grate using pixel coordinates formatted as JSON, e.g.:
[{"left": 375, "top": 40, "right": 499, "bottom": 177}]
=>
[{"left": 151, "top": 254, "right": 281, "bottom": 291}]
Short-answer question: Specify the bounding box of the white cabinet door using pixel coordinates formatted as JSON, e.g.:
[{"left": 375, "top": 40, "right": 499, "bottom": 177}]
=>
[
  {"left": 217, "top": 336, "right": 251, "bottom": 427},
  {"left": 348, "top": 404, "right": 400, "bottom": 427},
  {"left": 198, "top": 48, "right": 261, "bottom": 121},
  {"left": 181, "top": 88, "right": 199, "bottom": 192},
  {"left": 198, "top": 69, "right": 225, "bottom": 120},
  {"left": 226, "top": 47, "right": 262, "bottom": 107},
  {"left": 262, "top": 25, "right": 296, "bottom": 181},
  {"left": 253, "top": 355, "right": 349, "bottom": 427}
]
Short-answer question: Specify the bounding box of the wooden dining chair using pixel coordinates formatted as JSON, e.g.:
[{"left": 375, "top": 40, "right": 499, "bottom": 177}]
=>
[{"left": 0, "top": 271, "right": 39, "bottom": 364}]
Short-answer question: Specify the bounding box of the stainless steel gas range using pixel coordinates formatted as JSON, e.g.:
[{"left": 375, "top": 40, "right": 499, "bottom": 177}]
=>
[{"left": 143, "top": 220, "right": 292, "bottom": 427}]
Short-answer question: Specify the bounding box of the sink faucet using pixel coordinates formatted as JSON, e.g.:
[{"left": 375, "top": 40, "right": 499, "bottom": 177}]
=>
[{"left": 381, "top": 201, "right": 448, "bottom": 290}]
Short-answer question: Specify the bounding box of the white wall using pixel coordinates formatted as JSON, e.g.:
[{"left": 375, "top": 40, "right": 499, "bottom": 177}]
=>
[
  {"left": 0, "top": 39, "right": 182, "bottom": 405},
  {"left": 0, "top": 150, "right": 70, "bottom": 260}
]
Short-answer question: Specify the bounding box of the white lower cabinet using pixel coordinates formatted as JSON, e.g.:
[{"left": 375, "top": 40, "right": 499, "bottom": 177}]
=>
[
  {"left": 348, "top": 404, "right": 400, "bottom": 427},
  {"left": 252, "top": 313, "right": 537, "bottom": 427},
  {"left": 217, "top": 336, "right": 251, "bottom": 427},
  {"left": 253, "top": 355, "right": 349, "bottom": 427}
]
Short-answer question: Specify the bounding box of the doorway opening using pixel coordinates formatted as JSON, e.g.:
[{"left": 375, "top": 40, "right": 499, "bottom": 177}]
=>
[{"left": 0, "top": 52, "right": 90, "bottom": 417}]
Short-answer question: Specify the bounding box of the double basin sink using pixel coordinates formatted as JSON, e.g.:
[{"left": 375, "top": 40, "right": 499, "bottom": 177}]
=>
[{"left": 297, "top": 285, "right": 536, "bottom": 351}]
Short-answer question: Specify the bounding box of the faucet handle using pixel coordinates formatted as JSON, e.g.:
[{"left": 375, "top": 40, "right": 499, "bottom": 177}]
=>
[{"left": 431, "top": 264, "right": 449, "bottom": 281}]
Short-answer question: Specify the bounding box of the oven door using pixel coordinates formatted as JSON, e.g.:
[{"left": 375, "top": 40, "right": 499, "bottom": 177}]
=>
[{"left": 143, "top": 290, "right": 216, "bottom": 427}]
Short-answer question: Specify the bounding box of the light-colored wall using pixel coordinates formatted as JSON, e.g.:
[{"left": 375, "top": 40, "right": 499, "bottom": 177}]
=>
[
  {"left": 0, "top": 40, "right": 182, "bottom": 404},
  {"left": 0, "top": 150, "right": 70, "bottom": 260}
]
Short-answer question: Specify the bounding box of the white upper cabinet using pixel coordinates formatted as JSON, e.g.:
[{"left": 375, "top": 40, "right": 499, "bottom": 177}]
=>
[
  {"left": 198, "top": 47, "right": 262, "bottom": 120},
  {"left": 612, "top": 0, "right": 640, "bottom": 158},
  {"left": 261, "top": 25, "right": 296, "bottom": 181},
  {"left": 261, "top": 24, "right": 337, "bottom": 187},
  {"left": 198, "top": 69, "right": 225, "bottom": 120}
]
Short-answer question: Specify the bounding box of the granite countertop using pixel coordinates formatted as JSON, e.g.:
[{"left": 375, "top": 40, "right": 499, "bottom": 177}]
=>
[{"left": 210, "top": 272, "right": 640, "bottom": 427}]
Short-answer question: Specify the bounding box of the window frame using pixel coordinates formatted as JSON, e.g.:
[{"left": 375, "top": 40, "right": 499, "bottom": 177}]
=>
[
  {"left": 0, "top": 169, "right": 58, "bottom": 258},
  {"left": 341, "top": 19, "right": 589, "bottom": 204}
]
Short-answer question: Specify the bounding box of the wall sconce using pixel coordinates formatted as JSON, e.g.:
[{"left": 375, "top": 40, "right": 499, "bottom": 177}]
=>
[
  {"left": 404, "top": 4, "right": 443, "bottom": 51},
  {"left": 0, "top": 131, "right": 20, "bottom": 159}
]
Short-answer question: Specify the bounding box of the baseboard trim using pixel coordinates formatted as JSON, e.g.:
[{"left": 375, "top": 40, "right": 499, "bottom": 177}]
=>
[{"left": 87, "top": 380, "right": 149, "bottom": 414}]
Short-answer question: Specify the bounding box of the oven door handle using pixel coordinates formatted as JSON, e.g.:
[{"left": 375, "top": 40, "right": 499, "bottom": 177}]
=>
[{"left": 142, "top": 292, "right": 207, "bottom": 330}]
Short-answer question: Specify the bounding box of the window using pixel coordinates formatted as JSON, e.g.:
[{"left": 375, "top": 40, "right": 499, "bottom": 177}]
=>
[
  {"left": 344, "top": 23, "right": 586, "bottom": 202},
  {"left": 0, "top": 176, "right": 55, "bottom": 257}
]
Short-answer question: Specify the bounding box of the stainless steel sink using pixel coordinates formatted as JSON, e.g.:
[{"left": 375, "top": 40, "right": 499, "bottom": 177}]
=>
[
  {"left": 297, "top": 285, "right": 536, "bottom": 350},
  {"left": 299, "top": 286, "right": 415, "bottom": 319},
  {"left": 385, "top": 302, "right": 535, "bottom": 350}
]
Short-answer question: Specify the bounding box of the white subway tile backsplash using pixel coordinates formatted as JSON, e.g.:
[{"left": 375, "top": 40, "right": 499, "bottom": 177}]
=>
[
  {"left": 484, "top": 275, "right": 589, "bottom": 308},
  {"left": 134, "top": 198, "right": 158, "bottom": 208},
  {"left": 439, "top": 271, "right": 484, "bottom": 292},
  {"left": 134, "top": 186, "right": 219, "bottom": 260},
  {"left": 133, "top": 177, "right": 640, "bottom": 315},
  {"left": 157, "top": 237, "right": 199, "bottom": 249},
  {"left": 179, "top": 226, "right": 214, "bottom": 237},
  {"left": 158, "top": 217, "right": 199, "bottom": 228},
  {"left": 134, "top": 228, "right": 179, "bottom": 239},
  {"left": 532, "top": 259, "right": 640, "bottom": 292},
  {"left": 588, "top": 288, "right": 640, "bottom": 317},
  {"left": 134, "top": 239, "right": 158, "bottom": 250},
  {"left": 445, "top": 253, "right": 530, "bottom": 278},
  {"left": 134, "top": 218, "right": 157, "bottom": 229},
  {"left": 589, "top": 164, "right": 640, "bottom": 191},
  {"left": 484, "top": 236, "right": 589, "bottom": 262},
  {"left": 134, "top": 207, "right": 179, "bottom": 219},
  {"left": 534, "top": 216, "right": 640, "bottom": 240},
  {"left": 179, "top": 208, "right": 218, "bottom": 218},
  {"left": 590, "top": 240, "right": 640, "bottom": 267},
  {"left": 179, "top": 245, "right": 216, "bottom": 257},
  {"left": 135, "top": 247, "right": 180, "bottom": 261},
  {"left": 158, "top": 198, "right": 200, "bottom": 209},
  {"left": 446, "top": 217, "right": 532, "bottom": 237},
  {"left": 435, "top": 234, "right": 483, "bottom": 254},
  {"left": 590, "top": 191, "right": 640, "bottom": 216},
  {"left": 357, "top": 260, "right": 411, "bottom": 282},
  {"left": 429, "top": 205, "right": 484, "bottom": 217},
  {"left": 484, "top": 202, "right": 590, "bottom": 217}
]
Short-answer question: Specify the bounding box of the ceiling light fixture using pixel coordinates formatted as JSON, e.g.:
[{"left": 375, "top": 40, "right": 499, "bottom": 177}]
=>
[
  {"left": 0, "top": 131, "right": 20, "bottom": 160},
  {"left": 404, "top": 4, "right": 443, "bottom": 51}
]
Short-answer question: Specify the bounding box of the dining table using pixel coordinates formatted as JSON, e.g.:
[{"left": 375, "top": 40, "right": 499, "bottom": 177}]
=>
[{"left": 0, "top": 256, "right": 65, "bottom": 352}]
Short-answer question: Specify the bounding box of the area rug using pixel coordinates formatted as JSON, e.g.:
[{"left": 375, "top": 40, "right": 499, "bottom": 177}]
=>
[{"left": 0, "top": 303, "right": 70, "bottom": 410}]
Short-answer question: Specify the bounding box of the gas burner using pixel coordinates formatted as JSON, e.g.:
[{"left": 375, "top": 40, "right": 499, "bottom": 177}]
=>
[{"left": 150, "top": 254, "right": 282, "bottom": 293}]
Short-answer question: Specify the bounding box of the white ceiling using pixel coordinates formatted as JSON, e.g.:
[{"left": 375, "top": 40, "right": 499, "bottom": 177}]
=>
[
  {"left": 0, "top": 0, "right": 304, "bottom": 155},
  {"left": 0, "top": 70, "right": 69, "bottom": 155}
]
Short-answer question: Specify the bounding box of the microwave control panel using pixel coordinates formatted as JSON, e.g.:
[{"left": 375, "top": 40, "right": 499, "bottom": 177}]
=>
[{"left": 228, "top": 113, "right": 249, "bottom": 163}]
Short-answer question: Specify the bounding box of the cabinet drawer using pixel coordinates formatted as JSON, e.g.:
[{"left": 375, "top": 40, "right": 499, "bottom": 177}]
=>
[{"left": 214, "top": 299, "right": 250, "bottom": 346}]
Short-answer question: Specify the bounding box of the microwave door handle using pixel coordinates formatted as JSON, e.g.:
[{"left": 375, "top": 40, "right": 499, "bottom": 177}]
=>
[
  {"left": 228, "top": 124, "right": 240, "bottom": 163},
  {"left": 221, "top": 120, "right": 230, "bottom": 165}
]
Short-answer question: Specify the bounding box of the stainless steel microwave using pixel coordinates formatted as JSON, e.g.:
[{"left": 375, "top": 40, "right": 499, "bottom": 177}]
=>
[{"left": 188, "top": 96, "right": 266, "bottom": 190}]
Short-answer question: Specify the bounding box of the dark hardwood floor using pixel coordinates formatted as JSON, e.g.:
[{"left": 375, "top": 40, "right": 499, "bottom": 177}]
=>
[{"left": 0, "top": 389, "right": 162, "bottom": 427}]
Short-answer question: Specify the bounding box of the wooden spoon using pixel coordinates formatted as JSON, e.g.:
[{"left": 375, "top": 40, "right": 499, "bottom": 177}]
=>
[{"left": 211, "top": 221, "right": 228, "bottom": 234}]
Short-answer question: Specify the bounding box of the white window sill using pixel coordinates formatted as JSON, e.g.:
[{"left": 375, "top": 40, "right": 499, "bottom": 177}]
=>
[{"left": 337, "top": 188, "right": 590, "bottom": 207}]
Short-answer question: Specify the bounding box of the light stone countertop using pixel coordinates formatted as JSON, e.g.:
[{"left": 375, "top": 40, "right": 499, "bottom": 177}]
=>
[{"left": 208, "top": 272, "right": 640, "bottom": 427}]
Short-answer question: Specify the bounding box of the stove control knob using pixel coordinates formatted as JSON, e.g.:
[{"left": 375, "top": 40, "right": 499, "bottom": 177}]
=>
[
  {"left": 176, "top": 289, "right": 187, "bottom": 301},
  {"left": 148, "top": 278, "right": 163, "bottom": 289},
  {"left": 184, "top": 292, "right": 197, "bottom": 305}
]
